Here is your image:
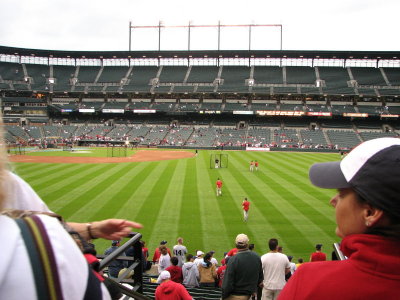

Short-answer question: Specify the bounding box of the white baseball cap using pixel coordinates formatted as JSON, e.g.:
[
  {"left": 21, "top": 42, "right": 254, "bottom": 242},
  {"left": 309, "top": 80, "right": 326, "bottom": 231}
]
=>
[{"left": 309, "top": 137, "right": 400, "bottom": 219}]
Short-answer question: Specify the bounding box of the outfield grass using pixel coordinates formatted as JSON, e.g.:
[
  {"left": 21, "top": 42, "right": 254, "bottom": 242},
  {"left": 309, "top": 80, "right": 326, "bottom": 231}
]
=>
[{"left": 12, "top": 149, "right": 339, "bottom": 263}]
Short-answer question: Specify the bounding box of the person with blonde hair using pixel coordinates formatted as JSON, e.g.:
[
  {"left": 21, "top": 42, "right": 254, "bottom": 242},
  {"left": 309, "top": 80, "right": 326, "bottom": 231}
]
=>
[{"left": 173, "top": 237, "right": 188, "bottom": 267}]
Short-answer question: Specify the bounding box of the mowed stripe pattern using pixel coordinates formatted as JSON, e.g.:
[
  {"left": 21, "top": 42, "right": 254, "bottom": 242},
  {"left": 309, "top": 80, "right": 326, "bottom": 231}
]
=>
[{"left": 13, "top": 150, "right": 339, "bottom": 260}]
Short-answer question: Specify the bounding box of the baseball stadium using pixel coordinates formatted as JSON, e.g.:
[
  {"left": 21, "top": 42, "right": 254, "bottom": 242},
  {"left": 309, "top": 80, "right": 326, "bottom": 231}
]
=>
[{"left": 1, "top": 20, "right": 400, "bottom": 300}]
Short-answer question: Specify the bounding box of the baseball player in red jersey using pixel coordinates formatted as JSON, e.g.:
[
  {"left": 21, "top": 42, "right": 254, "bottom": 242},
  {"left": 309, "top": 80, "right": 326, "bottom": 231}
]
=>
[
  {"left": 255, "top": 161, "right": 259, "bottom": 171},
  {"left": 216, "top": 178, "right": 223, "bottom": 196},
  {"left": 242, "top": 197, "right": 250, "bottom": 221}
]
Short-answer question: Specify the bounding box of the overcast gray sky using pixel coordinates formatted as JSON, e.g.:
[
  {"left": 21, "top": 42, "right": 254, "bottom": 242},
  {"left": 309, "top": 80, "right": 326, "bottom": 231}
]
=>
[{"left": 1, "top": 0, "right": 399, "bottom": 52}]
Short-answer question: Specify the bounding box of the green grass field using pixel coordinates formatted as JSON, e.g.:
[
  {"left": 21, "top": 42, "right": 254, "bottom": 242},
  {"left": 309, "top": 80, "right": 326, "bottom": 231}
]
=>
[{"left": 11, "top": 148, "right": 339, "bottom": 263}]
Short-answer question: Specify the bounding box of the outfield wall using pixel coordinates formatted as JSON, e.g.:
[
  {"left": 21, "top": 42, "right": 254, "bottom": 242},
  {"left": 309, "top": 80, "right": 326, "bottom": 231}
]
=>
[{"left": 158, "top": 144, "right": 339, "bottom": 153}]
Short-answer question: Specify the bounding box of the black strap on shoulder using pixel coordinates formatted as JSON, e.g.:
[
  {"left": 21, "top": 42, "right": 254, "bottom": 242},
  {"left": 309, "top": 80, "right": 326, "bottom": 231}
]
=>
[{"left": 15, "top": 215, "right": 64, "bottom": 300}]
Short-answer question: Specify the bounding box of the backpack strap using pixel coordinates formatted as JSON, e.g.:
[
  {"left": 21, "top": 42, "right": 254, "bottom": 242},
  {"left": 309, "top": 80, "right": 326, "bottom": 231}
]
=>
[{"left": 15, "top": 215, "right": 64, "bottom": 300}]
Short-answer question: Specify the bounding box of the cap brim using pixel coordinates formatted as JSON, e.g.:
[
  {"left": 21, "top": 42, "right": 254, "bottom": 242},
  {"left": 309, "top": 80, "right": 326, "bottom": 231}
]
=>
[{"left": 309, "top": 161, "right": 350, "bottom": 189}]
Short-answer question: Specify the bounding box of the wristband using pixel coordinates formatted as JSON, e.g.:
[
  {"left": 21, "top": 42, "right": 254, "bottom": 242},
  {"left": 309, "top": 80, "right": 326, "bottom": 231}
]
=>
[{"left": 86, "top": 223, "right": 97, "bottom": 240}]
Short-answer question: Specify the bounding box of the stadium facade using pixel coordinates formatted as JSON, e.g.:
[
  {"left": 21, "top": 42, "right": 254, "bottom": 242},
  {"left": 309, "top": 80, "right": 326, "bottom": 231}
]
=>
[{"left": 1, "top": 45, "right": 399, "bottom": 150}]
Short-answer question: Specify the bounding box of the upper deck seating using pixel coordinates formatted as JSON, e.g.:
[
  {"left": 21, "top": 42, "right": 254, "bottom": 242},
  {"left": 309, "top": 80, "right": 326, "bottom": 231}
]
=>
[
  {"left": 98, "top": 66, "right": 129, "bottom": 83},
  {"left": 319, "top": 67, "right": 355, "bottom": 95},
  {"left": 218, "top": 66, "right": 251, "bottom": 93},
  {"left": 350, "top": 67, "right": 386, "bottom": 86},
  {"left": 286, "top": 66, "right": 316, "bottom": 84}
]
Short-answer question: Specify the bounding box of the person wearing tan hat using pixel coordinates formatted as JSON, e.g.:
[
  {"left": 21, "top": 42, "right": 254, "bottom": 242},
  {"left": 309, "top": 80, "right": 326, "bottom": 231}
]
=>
[
  {"left": 222, "top": 234, "right": 263, "bottom": 300},
  {"left": 280, "top": 137, "right": 400, "bottom": 300}
]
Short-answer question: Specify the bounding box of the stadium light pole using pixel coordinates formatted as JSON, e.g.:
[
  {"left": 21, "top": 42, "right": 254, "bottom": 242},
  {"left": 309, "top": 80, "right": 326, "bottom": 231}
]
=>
[
  {"left": 129, "top": 21, "right": 132, "bottom": 52},
  {"left": 158, "top": 21, "right": 163, "bottom": 51}
]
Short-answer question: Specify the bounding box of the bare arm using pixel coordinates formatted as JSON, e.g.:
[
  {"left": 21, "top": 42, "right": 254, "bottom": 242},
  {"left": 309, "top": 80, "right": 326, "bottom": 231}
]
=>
[{"left": 68, "top": 219, "right": 143, "bottom": 240}]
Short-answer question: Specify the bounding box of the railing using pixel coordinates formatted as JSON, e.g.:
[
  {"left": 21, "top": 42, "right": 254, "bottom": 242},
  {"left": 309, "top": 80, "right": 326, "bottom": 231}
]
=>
[{"left": 98, "top": 232, "right": 151, "bottom": 300}]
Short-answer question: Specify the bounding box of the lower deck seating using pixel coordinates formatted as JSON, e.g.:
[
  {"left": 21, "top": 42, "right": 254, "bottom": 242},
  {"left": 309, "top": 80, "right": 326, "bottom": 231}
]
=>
[{"left": 142, "top": 274, "right": 221, "bottom": 300}]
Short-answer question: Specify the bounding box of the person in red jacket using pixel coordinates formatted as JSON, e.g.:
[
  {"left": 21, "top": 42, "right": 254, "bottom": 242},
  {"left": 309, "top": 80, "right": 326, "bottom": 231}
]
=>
[
  {"left": 309, "top": 244, "right": 326, "bottom": 262},
  {"left": 155, "top": 271, "right": 192, "bottom": 300},
  {"left": 165, "top": 257, "right": 183, "bottom": 283},
  {"left": 279, "top": 138, "right": 400, "bottom": 300}
]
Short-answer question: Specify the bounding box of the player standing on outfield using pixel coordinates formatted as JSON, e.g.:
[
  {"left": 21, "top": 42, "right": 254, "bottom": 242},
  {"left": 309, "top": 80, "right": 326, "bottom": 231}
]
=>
[
  {"left": 255, "top": 161, "right": 259, "bottom": 171},
  {"left": 216, "top": 178, "right": 223, "bottom": 196},
  {"left": 242, "top": 197, "right": 250, "bottom": 222},
  {"left": 250, "top": 161, "right": 254, "bottom": 172}
]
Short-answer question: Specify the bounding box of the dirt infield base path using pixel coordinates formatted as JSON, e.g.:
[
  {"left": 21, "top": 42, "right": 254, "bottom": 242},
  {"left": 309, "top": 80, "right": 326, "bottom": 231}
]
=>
[{"left": 9, "top": 150, "right": 195, "bottom": 164}]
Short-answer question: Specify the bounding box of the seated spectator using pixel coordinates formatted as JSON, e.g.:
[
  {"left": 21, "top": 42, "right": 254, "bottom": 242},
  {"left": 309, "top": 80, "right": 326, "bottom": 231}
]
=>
[
  {"left": 198, "top": 253, "right": 217, "bottom": 288},
  {"left": 155, "top": 271, "right": 192, "bottom": 300},
  {"left": 158, "top": 245, "right": 171, "bottom": 274},
  {"left": 309, "top": 244, "right": 327, "bottom": 262},
  {"left": 182, "top": 254, "right": 200, "bottom": 288},
  {"left": 104, "top": 240, "right": 127, "bottom": 278},
  {"left": 166, "top": 256, "right": 183, "bottom": 283}
]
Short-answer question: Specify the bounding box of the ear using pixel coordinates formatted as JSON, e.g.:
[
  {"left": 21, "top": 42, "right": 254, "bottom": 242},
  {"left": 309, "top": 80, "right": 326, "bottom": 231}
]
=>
[{"left": 363, "top": 203, "right": 385, "bottom": 227}]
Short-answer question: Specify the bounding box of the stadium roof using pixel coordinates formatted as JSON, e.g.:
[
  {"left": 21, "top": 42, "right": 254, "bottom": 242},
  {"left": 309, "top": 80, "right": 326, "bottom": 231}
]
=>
[{"left": 1, "top": 45, "right": 399, "bottom": 61}]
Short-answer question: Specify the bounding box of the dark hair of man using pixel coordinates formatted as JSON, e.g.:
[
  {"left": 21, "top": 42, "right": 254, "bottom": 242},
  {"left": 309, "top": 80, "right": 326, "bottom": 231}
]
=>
[
  {"left": 186, "top": 254, "right": 194, "bottom": 261},
  {"left": 269, "top": 238, "right": 278, "bottom": 251},
  {"left": 170, "top": 256, "right": 179, "bottom": 266},
  {"left": 249, "top": 243, "right": 255, "bottom": 251},
  {"left": 236, "top": 243, "right": 248, "bottom": 250}
]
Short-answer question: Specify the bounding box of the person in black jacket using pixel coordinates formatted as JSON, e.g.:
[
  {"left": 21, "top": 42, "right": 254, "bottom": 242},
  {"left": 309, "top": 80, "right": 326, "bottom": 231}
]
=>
[{"left": 222, "top": 234, "right": 263, "bottom": 299}]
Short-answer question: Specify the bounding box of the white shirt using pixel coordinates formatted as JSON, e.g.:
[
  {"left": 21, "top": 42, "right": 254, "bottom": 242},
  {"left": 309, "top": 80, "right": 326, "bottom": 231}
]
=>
[
  {"left": 3, "top": 171, "right": 50, "bottom": 212},
  {"left": 261, "top": 252, "right": 290, "bottom": 290},
  {"left": 158, "top": 253, "right": 171, "bottom": 273},
  {"left": 0, "top": 214, "right": 111, "bottom": 300},
  {"left": 194, "top": 257, "right": 204, "bottom": 266},
  {"left": 173, "top": 244, "right": 188, "bottom": 267}
]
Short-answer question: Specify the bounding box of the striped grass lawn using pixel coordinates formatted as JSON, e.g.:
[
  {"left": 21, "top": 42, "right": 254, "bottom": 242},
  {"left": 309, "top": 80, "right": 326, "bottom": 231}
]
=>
[{"left": 11, "top": 148, "right": 339, "bottom": 263}]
